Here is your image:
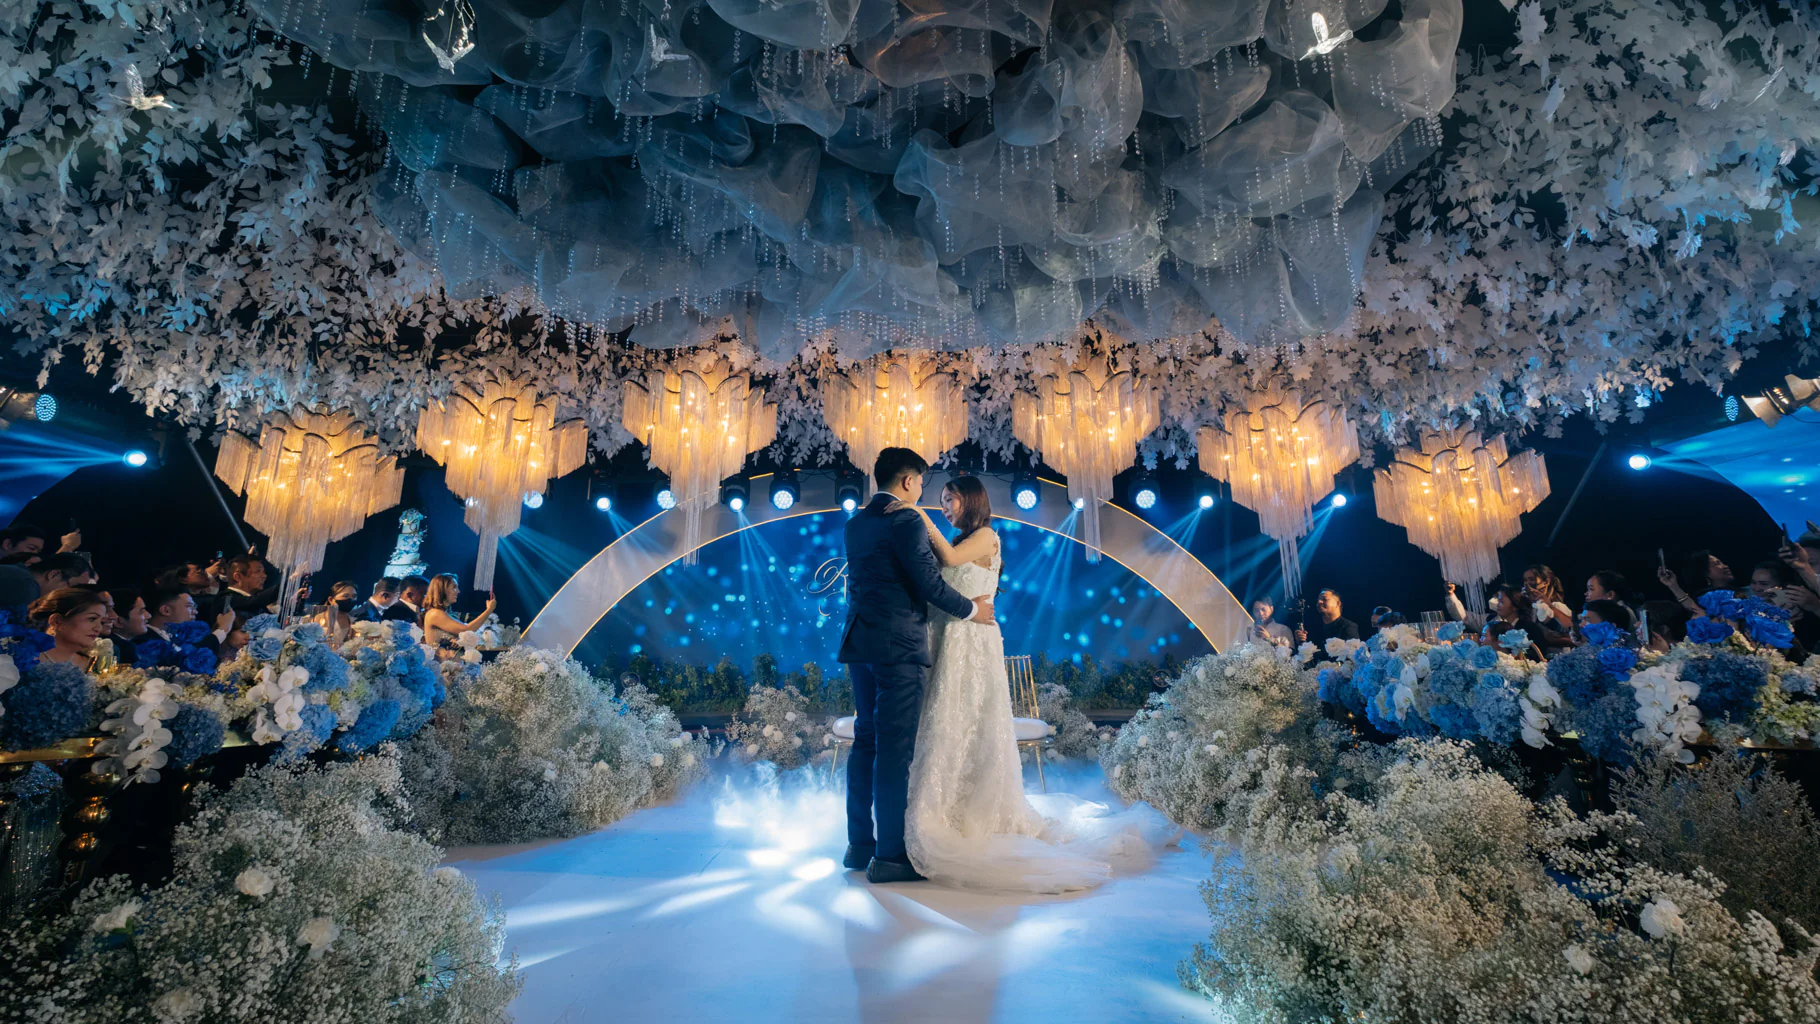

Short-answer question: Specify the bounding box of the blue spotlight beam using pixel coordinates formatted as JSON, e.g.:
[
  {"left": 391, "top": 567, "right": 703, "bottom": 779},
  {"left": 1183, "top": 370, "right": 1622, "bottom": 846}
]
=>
[{"left": 524, "top": 473, "right": 1254, "bottom": 655}]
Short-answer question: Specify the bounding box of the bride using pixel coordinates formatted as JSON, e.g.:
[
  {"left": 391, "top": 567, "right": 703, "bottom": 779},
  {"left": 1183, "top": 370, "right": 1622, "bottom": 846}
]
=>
[{"left": 888, "top": 476, "right": 1173, "bottom": 894}]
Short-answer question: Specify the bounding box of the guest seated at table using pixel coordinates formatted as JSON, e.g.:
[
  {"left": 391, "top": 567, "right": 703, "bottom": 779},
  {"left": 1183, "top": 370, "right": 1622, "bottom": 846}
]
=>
[
  {"left": 386, "top": 575, "right": 430, "bottom": 624},
  {"left": 1246, "top": 597, "right": 1293, "bottom": 646},
  {"left": 28, "top": 552, "right": 88, "bottom": 597},
  {"left": 350, "top": 577, "right": 402, "bottom": 623},
  {"left": 70, "top": 583, "right": 139, "bottom": 666},
  {"left": 1580, "top": 599, "right": 1636, "bottom": 634},
  {"left": 1658, "top": 549, "right": 1735, "bottom": 618},
  {"left": 1521, "top": 564, "right": 1576, "bottom": 634},
  {"left": 29, "top": 588, "right": 111, "bottom": 668},
  {"left": 314, "top": 580, "right": 359, "bottom": 643},
  {"left": 206, "top": 553, "right": 282, "bottom": 620},
  {"left": 422, "top": 573, "right": 496, "bottom": 658},
  {"left": 0, "top": 523, "right": 79, "bottom": 561},
  {"left": 1484, "top": 586, "right": 1549, "bottom": 662},
  {"left": 140, "top": 587, "right": 235, "bottom": 651}
]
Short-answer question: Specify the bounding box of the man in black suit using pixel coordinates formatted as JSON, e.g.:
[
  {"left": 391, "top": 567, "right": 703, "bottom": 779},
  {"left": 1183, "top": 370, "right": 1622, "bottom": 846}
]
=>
[
  {"left": 349, "top": 578, "right": 403, "bottom": 623},
  {"left": 138, "top": 587, "right": 236, "bottom": 653},
  {"left": 385, "top": 575, "right": 429, "bottom": 623},
  {"left": 204, "top": 554, "right": 282, "bottom": 621},
  {"left": 838, "top": 448, "right": 995, "bottom": 884}
]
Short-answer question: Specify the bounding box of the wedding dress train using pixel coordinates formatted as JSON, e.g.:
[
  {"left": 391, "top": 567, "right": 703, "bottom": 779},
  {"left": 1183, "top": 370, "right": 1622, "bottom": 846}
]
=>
[{"left": 904, "top": 542, "right": 1177, "bottom": 894}]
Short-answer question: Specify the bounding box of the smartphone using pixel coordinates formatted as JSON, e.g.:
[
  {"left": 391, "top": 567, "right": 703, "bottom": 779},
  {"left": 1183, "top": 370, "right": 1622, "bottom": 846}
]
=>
[{"left": 1658, "top": 548, "right": 1666, "bottom": 567}]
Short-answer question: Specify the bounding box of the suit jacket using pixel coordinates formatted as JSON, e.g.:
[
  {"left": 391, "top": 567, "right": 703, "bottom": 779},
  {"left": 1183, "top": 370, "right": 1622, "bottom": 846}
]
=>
[
  {"left": 203, "top": 584, "right": 280, "bottom": 622},
  {"left": 838, "top": 493, "right": 976, "bottom": 667},
  {"left": 349, "top": 600, "right": 390, "bottom": 623},
  {"left": 132, "top": 625, "right": 223, "bottom": 655},
  {"left": 383, "top": 601, "right": 421, "bottom": 624}
]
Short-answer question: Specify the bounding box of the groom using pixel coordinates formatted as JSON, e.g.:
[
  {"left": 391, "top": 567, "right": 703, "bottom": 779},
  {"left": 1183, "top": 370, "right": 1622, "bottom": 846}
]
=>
[{"left": 839, "top": 448, "right": 996, "bottom": 883}]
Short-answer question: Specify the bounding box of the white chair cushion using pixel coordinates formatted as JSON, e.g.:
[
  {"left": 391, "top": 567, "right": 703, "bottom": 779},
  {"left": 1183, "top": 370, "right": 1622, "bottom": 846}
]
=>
[
  {"left": 832, "top": 716, "right": 857, "bottom": 741},
  {"left": 1013, "top": 718, "right": 1053, "bottom": 742}
]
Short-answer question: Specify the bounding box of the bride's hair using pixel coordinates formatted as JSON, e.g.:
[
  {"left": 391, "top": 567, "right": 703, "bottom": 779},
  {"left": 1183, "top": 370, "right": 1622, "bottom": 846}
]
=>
[{"left": 943, "top": 476, "right": 991, "bottom": 538}]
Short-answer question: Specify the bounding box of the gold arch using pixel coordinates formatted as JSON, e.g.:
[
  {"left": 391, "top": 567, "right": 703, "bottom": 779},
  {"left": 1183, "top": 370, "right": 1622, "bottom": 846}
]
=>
[{"left": 522, "top": 473, "right": 1253, "bottom": 655}]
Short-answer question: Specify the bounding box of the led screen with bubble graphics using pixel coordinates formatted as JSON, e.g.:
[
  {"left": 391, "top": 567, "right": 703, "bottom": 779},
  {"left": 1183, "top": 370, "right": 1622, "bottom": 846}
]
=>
[{"left": 575, "top": 514, "right": 1209, "bottom": 671}]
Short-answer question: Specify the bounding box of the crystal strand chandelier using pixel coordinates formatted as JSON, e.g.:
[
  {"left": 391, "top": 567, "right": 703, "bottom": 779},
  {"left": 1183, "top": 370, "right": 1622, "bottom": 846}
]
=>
[
  {"left": 623, "top": 355, "right": 777, "bottom": 562},
  {"left": 1372, "top": 428, "right": 1550, "bottom": 612},
  {"left": 214, "top": 406, "right": 405, "bottom": 576},
  {"left": 417, "top": 371, "right": 588, "bottom": 589},
  {"left": 822, "top": 351, "right": 968, "bottom": 492},
  {"left": 1198, "top": 390, "right": 1360, "bottom": 600},
  {"left": 1012, "top": 354, "right": 1159, "bottom": 561}
]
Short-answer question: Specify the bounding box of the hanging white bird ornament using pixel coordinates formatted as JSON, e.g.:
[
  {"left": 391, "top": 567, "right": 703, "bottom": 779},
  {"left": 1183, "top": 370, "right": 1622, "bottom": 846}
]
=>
[
  {"left": 116, "top": 64, "right": 176, "bottom": 111},
  {"left": 422, "top": 0, "right": 477, "bottom": 72},
  {"left": 1302, "top": 12, "right": 1354, "bottom": 58}
]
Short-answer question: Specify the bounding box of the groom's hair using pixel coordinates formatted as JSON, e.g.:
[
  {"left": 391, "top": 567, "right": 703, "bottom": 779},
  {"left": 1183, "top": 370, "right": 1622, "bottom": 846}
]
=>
[{"left": 874, "top": 447, "right": 929, "bottom": 489}]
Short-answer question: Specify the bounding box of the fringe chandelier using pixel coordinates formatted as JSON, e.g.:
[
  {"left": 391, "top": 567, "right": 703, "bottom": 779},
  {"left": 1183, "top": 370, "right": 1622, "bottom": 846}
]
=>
[
  {"left": 417, "top": 370, "right": 588, "bottom": 590},
  {"left": 1198, "top": 390, "right": 1360, "bottom": 600},
  {"left": 1013, "top": 353, "right": 1159, "bottom": 560},
  {"left": 821, "top": 351, "right": 968, "bottom": 492},
  {"left": 623, "top": 354, "right": 777, "bottom": 562},
  {"left": 214, "top": 406, "right": 404, "bottom": 576},
  {"left": 1372, "top": 428, "right": 1550, "bottom": 611}
]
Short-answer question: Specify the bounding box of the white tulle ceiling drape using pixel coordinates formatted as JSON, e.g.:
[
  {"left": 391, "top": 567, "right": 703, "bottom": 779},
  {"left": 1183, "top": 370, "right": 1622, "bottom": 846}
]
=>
[{"left": 253, "top": 0, "right": 1460, "bottom": 356}]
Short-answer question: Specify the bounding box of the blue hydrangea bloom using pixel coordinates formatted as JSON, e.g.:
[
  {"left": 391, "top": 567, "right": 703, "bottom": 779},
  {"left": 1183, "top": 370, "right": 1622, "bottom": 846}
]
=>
[
  {"left": 178, "top": 647, "right": 217, "bottom": 676},
  {"left": 1683, "top": 652, "right": 1767, "bottom": 721},
  {"left": 1739, "top": 595, "right": 1792, "bottom": 622},
  {"left": 356, "top": 645, "right": 386, "bottom": 669},
  {"left": 1746, "top": 616, "right": 1796, "bottom": 650},
  {"left": 1, "top": 662, "right": 94, "bottom": 751},
  {"left": 296, "top": 644, "right": 350, "bottom": 694},
  {"left": 165, "top": 703, "right": 226, "bottom": 767},
  {"left": 1697, "top": 590, "right": 1745, "bottom": 620},
  {"left": 1564, "top": 691, "right": 1639, "bottom": 765},
  {"left": 1316, "top": 668, "right": 1345, "bottom": 703},
  {"left": 1427, "top": 661, "right": 1478, "bottom": 705},
  {"left": 273, "top": 704, "right": 338, "bottom": 764},
  {"left": 1365, "top": 685, "right": 1403, "bottom": 734},
  {"left": 1547, "top": 647, "right": 1608, "bottom": 707},
  {"left": 1470, "top": 681, "right": 1523, "bottom": 746},
  {"left": 1453, "top": 640, "right": 1478, "bottom": 656},
  {"left": 0, "top": 629, "right": 56, "bottom": 674},
  {"left": 334, "top": 699, "right": 402, "bottom": 753},
  {"left": 289, "top": 622, "right": 327, "bottom": 645},
  {"left": 167, "top": 620, "right": 211, "bottom": 646},
  {"left": 1468, "top": 645, "right": 1501, "bottom": 670},
  {"left": 1427, "top": 645, "right": 1456, "bottom": 668},
  {"left": 1581, "top": 621, "right": 1622, "bottom": 647},
  {"left": 1686, "top": 617, "right": 1734, "bottom": 644},
  {"left": 1428, "top": 702, "right": 1479, "bottom": 740},
  {"left": 1436, "top": 622, "right": 1464, "bottom": 642},
  {"left": 1596, "top": 646, "right": 1637, "bottom": 678},
  {"left": 247, "top": 637, "right": 283, "bottom": 662},
  {"left": 243, "top": 613, "right": 280, "bottom": 637}
]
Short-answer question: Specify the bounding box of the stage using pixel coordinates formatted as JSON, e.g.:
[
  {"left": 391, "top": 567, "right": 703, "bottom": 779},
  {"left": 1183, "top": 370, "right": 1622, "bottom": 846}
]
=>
[{"left": 447, "top": 763, "right": 1217, "bottom": 1024}]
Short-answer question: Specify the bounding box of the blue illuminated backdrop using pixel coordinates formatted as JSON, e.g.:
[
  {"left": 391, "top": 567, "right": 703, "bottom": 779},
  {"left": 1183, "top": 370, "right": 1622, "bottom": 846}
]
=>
[{"left": 573, "top": 512, "right": 1208, "bottom": 672}]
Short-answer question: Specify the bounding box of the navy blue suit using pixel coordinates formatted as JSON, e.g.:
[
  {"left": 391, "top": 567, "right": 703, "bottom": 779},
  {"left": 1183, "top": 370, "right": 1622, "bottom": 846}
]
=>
[
  {"left": 839, "top": 493, "right": 976, "bottom": 865},
  {"left": 348, "top": 599, "right": 390, "bottom": 624}
]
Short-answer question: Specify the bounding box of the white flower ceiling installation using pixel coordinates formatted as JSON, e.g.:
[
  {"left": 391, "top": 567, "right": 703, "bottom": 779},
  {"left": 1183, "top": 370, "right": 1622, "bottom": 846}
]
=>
[{"left": 3, "top": 0, "right": 1820, "bottom": 464}]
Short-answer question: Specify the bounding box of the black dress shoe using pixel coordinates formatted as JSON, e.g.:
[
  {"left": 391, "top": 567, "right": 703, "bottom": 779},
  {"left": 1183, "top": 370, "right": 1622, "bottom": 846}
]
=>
[
  {"left": 865, "top": 858, "right": 926, "bottom": 884},
  {"left": 842, "top": 845, "right": 875, "bottom": 871}
]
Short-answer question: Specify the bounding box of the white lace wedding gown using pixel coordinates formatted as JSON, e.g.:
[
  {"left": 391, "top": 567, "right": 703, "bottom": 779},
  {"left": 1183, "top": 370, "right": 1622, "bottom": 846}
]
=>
[{"left": 905, "top": 537, "right": 1176, "bottom": 894}]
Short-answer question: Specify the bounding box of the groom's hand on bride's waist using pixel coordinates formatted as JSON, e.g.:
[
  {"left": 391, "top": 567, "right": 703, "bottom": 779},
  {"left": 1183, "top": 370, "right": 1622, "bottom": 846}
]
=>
[{"left": 969, "top": 597, "right": 997, "bottom": 624}]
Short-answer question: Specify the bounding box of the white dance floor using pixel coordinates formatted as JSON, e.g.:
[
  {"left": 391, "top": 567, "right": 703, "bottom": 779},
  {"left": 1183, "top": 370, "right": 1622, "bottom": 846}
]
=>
[{"left": 447, "top": 762, "right": 1219, "bottom": 1024}]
